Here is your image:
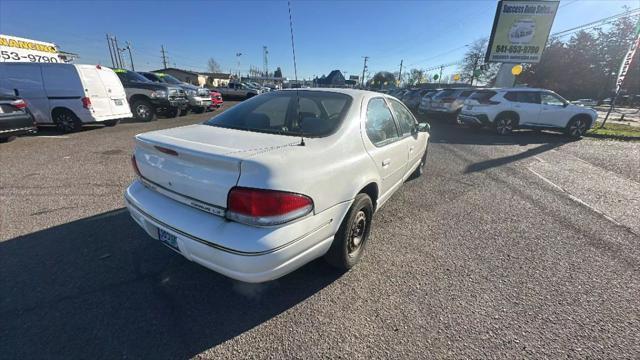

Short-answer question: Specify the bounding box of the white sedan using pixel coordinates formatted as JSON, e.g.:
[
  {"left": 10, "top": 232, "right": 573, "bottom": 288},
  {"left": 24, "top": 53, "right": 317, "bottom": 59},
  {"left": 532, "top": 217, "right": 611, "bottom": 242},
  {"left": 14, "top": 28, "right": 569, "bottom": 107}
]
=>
[{"left": 125, "top": 89, "right": 430, "bottom": 283}]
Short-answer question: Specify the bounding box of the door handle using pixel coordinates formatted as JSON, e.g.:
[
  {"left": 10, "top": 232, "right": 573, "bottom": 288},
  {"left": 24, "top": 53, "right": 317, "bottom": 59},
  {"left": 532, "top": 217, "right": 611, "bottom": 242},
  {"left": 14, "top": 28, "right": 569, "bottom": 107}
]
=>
[{"left": 382, "top": 159, "right": 391, "bottom": 167}]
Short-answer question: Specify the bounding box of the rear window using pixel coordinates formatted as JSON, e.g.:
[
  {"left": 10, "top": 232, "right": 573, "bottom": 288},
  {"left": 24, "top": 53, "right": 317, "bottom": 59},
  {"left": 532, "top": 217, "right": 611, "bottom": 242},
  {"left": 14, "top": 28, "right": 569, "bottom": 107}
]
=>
[
  {"left": 204, "top": 91, "right": 352, "bottom": 137},
  {"left": 469, "top": 90, "right": 497, "bottom": 102}
]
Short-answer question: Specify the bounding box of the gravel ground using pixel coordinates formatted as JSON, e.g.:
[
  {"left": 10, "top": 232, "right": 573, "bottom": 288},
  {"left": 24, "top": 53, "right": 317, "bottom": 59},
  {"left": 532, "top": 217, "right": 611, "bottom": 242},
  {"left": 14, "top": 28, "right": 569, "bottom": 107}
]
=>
[{"left": 1, "top": 105, "right": 638, "bottom": 359}]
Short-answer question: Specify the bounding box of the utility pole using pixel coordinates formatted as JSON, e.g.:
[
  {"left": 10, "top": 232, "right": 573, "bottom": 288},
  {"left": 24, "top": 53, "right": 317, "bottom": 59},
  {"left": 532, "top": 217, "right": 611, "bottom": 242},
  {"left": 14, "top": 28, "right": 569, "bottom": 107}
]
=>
[
  {"left": 361, "top": 56, "right": 369, "bottom": 88},
  {"left": 398, "top": 59, "right": 403, "bottom": 87},
  {"left": 113, "top": 36, "right": 124, "bottom": 68},
  {"left": 161, "top": 45, "right": 168, "bottom": 69},
  {"left": 438, "top": 65, "right": 444, "bottom": 84},
  {"left": 125, "top": 41, "right": 135, "bottom": 71},
  {"left": 106, "top": 34, "right": 115, "bottom": 68},
  {"left": 263, "top": 46, "right": 269, "bottom": 78},
  {"left": 236, "top": 52, "right": 243, "bottom": 80}
]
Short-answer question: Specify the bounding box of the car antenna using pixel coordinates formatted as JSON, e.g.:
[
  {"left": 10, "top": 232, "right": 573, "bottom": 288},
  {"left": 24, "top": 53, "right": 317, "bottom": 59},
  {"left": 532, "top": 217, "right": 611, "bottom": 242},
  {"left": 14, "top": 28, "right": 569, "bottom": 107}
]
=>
[{"left": 288, "top": 0, "right": 304, "bottom": 146}]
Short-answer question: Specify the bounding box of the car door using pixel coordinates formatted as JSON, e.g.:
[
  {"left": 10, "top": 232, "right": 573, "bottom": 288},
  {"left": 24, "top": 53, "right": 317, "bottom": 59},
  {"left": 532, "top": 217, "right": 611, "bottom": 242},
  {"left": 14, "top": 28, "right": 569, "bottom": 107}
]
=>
[
  {"left": 387, "top": 98, "right": 425, "bottom": 176},
  {"left": 540, "top": 92, "right": 569, "bottom": 128},
  {"left": 362, "top": 97, "right": 407, "bottom": 201},
  {"left": 505, "top": 91, "right": 541, "bottom": 126}
]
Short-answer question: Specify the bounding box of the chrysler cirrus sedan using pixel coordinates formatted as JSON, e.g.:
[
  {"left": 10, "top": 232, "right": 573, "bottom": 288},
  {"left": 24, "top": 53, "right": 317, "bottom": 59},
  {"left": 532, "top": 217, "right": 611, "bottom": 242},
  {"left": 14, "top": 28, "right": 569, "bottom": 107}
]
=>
[{"left": 125, "top": 89, "right": 430, "bottom": 283}]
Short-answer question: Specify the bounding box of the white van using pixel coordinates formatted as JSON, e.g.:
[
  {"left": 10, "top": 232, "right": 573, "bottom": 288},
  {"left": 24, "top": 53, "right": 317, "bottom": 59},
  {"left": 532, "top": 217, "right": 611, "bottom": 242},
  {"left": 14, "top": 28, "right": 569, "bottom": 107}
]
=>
[{"left": 0, "top": 63, "right": 132, "bottom": 132}]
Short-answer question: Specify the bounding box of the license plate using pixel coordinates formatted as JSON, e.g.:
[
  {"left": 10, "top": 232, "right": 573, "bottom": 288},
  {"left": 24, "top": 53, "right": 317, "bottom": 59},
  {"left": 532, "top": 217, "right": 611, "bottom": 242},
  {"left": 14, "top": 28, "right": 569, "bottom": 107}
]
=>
[
  {"left": 158, "top": 228, "right": 180, "bottom": 251},
  {"left": 114, "top": 99, "right": 123, "bottom": 106}
]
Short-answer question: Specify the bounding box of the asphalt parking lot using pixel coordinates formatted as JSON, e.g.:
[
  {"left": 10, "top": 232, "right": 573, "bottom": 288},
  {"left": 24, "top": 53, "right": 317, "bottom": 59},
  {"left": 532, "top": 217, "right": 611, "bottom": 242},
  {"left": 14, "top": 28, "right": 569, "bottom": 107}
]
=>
[{"left": 1, "top": 102, "right": 639, "bottom": 359}]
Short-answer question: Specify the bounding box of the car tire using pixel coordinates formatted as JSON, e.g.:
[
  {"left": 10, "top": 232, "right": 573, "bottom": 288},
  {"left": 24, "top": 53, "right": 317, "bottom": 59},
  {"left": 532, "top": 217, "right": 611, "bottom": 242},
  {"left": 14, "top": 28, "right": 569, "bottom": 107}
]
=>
[
  {"left": 132, "top": 99, "right": 156, "bottom": 122},
  {"left": 566, "top": 116, "right": 588, "bottom": 139},
  {"left": 179, "top": 108, "right": 189, "bottom": 116},
  {"left": 409, "top": 144, "right": 429, "bottom": 180},
  {"left": 103, "top": 119, "right": 119, "bottom": 127},
  {"left": 0, "top": 136, "right": 15, "bottom": 143},
  {"left": 495, "top": 115, "right": 516, "bottom": 135},
  {"left": 166, "top": 107, "right": 180, "bottom": 118},
  {"left": 53, "top": 109, "right": 82, "bottom": 133},
  {"left": 324, "top": 193, "right": 374, "bottom": 270}
]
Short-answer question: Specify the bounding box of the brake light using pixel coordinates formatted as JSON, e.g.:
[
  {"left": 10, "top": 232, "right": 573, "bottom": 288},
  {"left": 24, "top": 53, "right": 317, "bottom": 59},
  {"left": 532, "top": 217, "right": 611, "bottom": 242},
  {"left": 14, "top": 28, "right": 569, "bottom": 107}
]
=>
[
  {"left": 82, "top": 97, "right": 92, "bottom": 109},
  {"left": 131, "top": 155, "right": 142, "bottom": 177},
  {"left": 11, "top": 99, "right": 27, "bottom": 109},
  {"left": 227, "top": 187, "right": 313, "bottom": 226}
]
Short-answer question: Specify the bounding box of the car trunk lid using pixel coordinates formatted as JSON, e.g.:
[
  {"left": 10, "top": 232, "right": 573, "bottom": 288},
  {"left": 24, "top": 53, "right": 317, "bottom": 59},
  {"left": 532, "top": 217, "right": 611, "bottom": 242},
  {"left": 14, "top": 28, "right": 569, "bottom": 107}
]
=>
[{"left": 134, "top": 124, "right": 299, "bottom": 209}]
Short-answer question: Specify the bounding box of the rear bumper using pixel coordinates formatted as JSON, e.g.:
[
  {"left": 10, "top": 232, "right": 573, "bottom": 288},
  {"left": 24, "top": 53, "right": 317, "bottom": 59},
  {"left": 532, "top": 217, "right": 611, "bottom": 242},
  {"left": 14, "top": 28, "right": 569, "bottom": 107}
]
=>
[
  {"left": 0, "top": 113, "right": 37, "bottom": 137},
  {"left": 124, "top": 180, "right": 350, "bottom": 283}
]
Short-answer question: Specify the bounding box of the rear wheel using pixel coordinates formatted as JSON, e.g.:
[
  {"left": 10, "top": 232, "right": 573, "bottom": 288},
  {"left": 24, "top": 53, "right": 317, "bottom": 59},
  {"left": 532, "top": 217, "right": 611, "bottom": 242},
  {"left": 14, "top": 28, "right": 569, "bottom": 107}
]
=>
[
  {"left": 409, "top": 144, "right": 428, "bottom": 180},
  {"left": 132, "top": 99, "right": 155, "bottom": 122},
  {"left": 495, "top": 115, "right": 516, "bottom": 135},
  {"left": 566, "top": 117, "right": 588, "bottom": 139},
  {"left": 103, "top": 119, "right": 119, "bottom": 127},
  {"left": 324, "top": 193, "right": 374, "bottom": 270},
  {"left": 179, "top": 108, "right": 189, "bottom": 116},
  {"left": 53, "top": 109, "right": 82, "bottom": 133}
]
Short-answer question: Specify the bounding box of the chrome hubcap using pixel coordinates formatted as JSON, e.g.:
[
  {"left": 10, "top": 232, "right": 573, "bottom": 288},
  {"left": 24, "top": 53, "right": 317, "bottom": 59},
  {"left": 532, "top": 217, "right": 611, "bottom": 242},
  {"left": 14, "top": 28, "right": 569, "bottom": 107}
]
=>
[
  {"left": 348, "top": 211, "right": 367, "bottom": 256},
  {"left": 136, "top": 104, "right": 150, "bottom": 118}
]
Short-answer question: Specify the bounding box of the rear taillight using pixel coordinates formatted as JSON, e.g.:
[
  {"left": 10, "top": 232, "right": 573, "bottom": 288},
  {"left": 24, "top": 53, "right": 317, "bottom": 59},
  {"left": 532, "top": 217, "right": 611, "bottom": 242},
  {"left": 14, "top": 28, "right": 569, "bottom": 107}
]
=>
[
  {"left": 226, "top": 187, "right": 313, "bottom": 226},
  {"left": 11, "top": 99, "right": 27, "bottom": 109},
  {"left": 131, "top": 155, "right": 142, "bottom": 177},
  {"left": 82, "top": 97, "right": 92, "bottom": 109}
]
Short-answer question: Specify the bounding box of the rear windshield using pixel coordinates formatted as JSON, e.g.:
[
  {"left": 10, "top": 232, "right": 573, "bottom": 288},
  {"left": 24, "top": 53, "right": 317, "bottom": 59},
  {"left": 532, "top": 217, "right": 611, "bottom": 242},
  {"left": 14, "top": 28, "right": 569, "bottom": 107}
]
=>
[
  {"left": 204, "top": 91, "right": 352, "bottom": 137},
  {"left": 468, "top": 90, "right": 497, "bottom": 102}
]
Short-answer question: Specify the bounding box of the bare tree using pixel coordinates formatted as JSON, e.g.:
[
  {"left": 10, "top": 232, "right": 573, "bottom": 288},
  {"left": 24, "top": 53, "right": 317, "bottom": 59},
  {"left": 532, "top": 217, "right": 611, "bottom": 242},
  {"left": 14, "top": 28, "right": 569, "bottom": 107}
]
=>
[
  {"left": 207, "top": 58, "right": 221, "bottom": 73},
  {"left": 460, "top": 38, "right": 499, "bottom": 85}
]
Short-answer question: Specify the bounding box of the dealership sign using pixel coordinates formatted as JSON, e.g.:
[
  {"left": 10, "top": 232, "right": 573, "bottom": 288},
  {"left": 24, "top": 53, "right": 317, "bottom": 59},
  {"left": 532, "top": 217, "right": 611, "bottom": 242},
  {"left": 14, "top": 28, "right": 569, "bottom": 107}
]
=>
[
  {"left": 485, "top": 0, "right": 560, "bottom": 63},
  {"left": 0, "top": 34, "right": 65, "bottom": 63}
]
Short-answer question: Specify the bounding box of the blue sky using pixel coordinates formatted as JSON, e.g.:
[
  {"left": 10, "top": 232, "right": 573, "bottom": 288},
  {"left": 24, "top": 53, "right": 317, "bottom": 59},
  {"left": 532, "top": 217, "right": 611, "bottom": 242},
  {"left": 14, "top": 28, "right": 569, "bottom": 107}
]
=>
[{"left": 1, "top": 0, "right": 637, "bottom": 80}]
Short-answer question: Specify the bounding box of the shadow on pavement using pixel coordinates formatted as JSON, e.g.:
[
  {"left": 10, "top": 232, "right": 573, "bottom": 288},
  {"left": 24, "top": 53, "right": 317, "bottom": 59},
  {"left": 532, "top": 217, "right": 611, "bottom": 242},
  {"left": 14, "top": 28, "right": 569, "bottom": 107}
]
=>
[{"left": 0, "top": 209, "right": 341, "bottom": 359}]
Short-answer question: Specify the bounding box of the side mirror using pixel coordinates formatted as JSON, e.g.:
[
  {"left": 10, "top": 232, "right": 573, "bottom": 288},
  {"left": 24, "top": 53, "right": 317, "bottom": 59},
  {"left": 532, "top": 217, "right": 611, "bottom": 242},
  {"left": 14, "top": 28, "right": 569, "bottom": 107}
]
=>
[
  {"left": 563, "top": 102, "right": 569, "bottom": 108},
  {"left": 417, "top": 122, "right": 430, "bottom": 132}
]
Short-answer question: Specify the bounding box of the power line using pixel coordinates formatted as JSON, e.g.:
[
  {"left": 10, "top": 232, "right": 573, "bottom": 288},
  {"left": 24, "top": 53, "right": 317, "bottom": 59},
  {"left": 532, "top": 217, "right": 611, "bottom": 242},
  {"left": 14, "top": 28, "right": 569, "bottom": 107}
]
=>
[
  {"left": 287, "top": 0, "right": 298, "bottom": 82},
  {"left": 552, "top": 7, "right": 640, "bottom": 37}
]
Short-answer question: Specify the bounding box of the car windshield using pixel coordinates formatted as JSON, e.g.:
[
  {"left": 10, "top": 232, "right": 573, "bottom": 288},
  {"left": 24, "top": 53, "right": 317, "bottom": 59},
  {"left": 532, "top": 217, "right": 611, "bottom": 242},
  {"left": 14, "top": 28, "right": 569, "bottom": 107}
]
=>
[
  {"left": 155, "top": 73, "right": 183, "bottom": 85},
  {"left": 115, "top": 69, "right": 151, "bottom": 83},
  {"left": 204, "top": 91, "right": 352, "bottom": 137}
]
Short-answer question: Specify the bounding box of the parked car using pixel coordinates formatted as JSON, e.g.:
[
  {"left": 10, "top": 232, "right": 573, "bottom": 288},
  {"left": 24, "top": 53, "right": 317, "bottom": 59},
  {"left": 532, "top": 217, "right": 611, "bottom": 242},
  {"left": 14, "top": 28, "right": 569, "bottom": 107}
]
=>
[
  {"left": 125, "top": 89, "right": 430, "bottom": 283},
  {"left": 207, "top": 90, "right": 223, "bottom": 111},
  {"left": 457, "top": 88, "right": 597, "bottom": 138},
  {"left": 417, "top": 90, "right": 441, "bottom": 115},
  {"left": 572, "top": 98, "right": 597, "bottom": 107},
  {"left": 0, "top": 92, "right": 37, "bottom": 142},
  {"left": 139, "top": 72, "right": 212, "bottom": 114},
  {"left": 427, "top": 88, "right": 475, "bottom": 117},
  {"left": 403, "top": 89, "right": 433, "bottom": 111},
  {"left": 0, "top": 63, "right": 132, "bottom": 132},
  {"left": 113, "top": 69, "right": 188, "bottom": 122},
  {"left": 214, "top": 82, "right": 259, "bottom": 100}
]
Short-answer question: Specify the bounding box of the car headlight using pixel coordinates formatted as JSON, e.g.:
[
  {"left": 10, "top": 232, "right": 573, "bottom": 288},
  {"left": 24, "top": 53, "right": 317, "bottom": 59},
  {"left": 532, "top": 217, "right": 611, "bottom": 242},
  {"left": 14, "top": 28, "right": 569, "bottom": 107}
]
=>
[
  {"left": 150, "top": 90, "right": 167, "bottom": 98},
  {"left": 186, "top": 89, "right": 197, "bottom": 96}
]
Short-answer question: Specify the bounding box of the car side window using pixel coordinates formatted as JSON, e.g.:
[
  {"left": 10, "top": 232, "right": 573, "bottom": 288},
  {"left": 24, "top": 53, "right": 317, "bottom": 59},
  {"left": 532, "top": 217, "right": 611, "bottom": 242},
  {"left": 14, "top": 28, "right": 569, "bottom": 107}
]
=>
[
  {"left": 366, "top": 98, "right": 399, "bottom": 146},
  {"left": 388, "top": 98, "right": 416, "bottom": 136},
  {"left": 504, "top": 92, "right": 518, "bottom": 102},
  {"left": 541, "top": 92, "right": 565, "bottom": 106},
  {"left": 517, "top": 92, "right": 540, "bottom": 104}
]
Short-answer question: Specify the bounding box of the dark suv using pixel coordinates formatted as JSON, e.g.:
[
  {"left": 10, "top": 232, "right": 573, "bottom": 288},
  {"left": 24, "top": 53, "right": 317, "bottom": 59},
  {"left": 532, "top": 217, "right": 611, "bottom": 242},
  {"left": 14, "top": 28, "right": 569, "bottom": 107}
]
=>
[{"left": 113, "top": 69, "right": 188, "bottom": 121}]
